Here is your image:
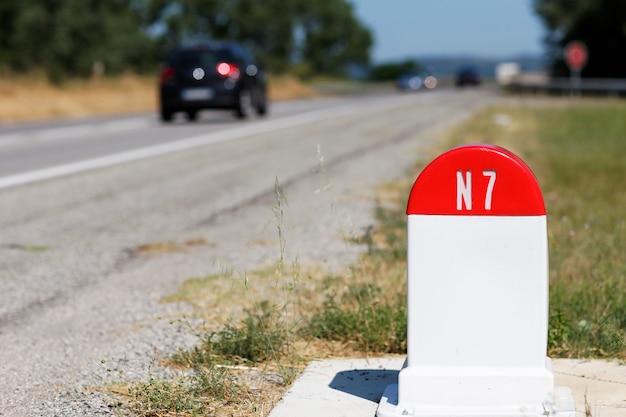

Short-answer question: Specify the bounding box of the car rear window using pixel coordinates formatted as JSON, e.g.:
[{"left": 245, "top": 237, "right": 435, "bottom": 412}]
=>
[{"left": 171, "top": 49, "right": 237, "bottom": 67}]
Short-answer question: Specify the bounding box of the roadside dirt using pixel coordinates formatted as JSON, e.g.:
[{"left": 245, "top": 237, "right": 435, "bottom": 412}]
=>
[{"left": 0, "top": 73, "right": 317, "bottom": 123}]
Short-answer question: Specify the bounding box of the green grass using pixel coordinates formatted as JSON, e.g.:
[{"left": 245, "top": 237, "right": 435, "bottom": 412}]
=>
[
  {"left": 534, "top": 104, "right": 626, "bottom": 358},
  {"left": 171, "top": 301, "right": 292, "bottom": 368},
  {"left": 123, "top": 100, "right": 626, "bottom": 416},
  {"left": 304, "top": 283, "right": 407, "bottom": 353},
  {"left": 441, "top": 102, "right": 626, "bottom": 359}
]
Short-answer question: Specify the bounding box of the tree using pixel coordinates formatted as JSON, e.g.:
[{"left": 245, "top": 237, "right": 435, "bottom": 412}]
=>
[
  {"left": 233, "top": 0, "right": 296, "bottom": 72},
  {"left": 0, "top": 0, "right": 373, "bottom": 80},
  {"left": 295, "top": 0, "right": 373, "bottom": 76},
  {"left": 0, "top": 0, "right": 158, "bottom": 83},
  {"left": 0, "top": 0, "right": 19, "bottom": 71},
  {"left": 533, "top": 0, "right": 626, "bottom": 78},
  {"left": 147, "top": 0, "right": 372, "bottom": 76},
  {"left": 370, "top": 60, "right": 423, "bottom": 81}
]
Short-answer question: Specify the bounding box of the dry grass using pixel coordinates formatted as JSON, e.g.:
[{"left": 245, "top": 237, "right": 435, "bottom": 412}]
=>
[
  {"left": 132, "top": 239, "right": 209, "bottom": 255},
  {"left": 0, "top": 73, "right": 318, "bottom": 123},
  {"left": 0, "top": 73, "right": 156, "bottom": 122},
  {"left": 160, "top": 261, "right": 352, "bottom": 331},
  {"left": 266, "top": 75, "right": 319, "bottom": 101}
]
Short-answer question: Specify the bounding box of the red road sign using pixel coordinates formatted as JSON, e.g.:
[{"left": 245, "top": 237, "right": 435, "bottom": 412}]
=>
[
  {"left": 565, "top": 41, "right": 588, "bottom": 70},
  {"left": 406, "top": 144, "right": 545, "bottom": 216}
]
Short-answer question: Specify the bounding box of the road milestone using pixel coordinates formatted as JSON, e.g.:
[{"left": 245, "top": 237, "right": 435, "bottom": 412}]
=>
[{"left": 378, "top": 144, "right": 574, "bottom": 417}]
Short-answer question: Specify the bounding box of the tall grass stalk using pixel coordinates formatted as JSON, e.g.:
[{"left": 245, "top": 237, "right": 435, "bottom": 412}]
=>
[{"left": 242, "top": 177, "right": 301, "bottom": 384}]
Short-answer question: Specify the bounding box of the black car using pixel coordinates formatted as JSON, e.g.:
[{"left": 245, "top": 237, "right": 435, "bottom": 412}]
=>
[
  {"left": 159, "top": 41, "right": 268, "bottom": 122},
  {"left": 455, "top": 67, "right": 482, "bottom": 87}
]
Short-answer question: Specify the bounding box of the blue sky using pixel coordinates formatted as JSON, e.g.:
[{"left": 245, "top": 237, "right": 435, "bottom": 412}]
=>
[{"left": 350, "top": 0, "right": 547, "bottom": 62}]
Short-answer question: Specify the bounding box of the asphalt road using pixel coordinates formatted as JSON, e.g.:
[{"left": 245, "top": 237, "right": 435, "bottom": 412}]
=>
[{"left": 0, "top": 89, "right": 499, "bottom": 416}]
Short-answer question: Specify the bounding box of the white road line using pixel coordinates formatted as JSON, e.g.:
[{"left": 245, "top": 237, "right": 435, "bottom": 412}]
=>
[
  {"left": 0, "top": 95, "right": 424, "bottom": 190},
  {"left": 37, "top": 125, "right": 95, "bottom": 141},
  {"left": 0, "top": 137, "right": 19, "bottom": 147},
  {"left": 0, "top": 117, "right": 151, "bottom": 145},
  {"left": 100, "top": 118, "right": 152, "bottom": 132}
]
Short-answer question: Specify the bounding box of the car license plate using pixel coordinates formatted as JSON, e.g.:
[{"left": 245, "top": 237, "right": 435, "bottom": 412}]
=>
[{"left": 182, "top": 88, "right": 213, "bottom": 101}]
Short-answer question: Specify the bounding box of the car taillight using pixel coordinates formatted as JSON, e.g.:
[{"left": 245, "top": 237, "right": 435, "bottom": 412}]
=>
[
  {"left": 160, "top": 66, "right": 175, "bottom": 84},
  {"left": 216, "top": 62, "right": 241, "bottom": 79}
]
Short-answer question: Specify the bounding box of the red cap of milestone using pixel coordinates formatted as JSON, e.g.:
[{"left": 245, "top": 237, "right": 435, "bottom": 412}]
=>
[{"left": 407, "top": 144, "right": 546, "bottom": 216}]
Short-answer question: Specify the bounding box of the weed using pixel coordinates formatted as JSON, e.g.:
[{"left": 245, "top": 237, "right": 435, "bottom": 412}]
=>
[
  {"left": 127, "top": 365, "right": 244, "bottom": 416},
  {"left": 305, "top": 285, "right": 407, "bottom": 353},
  {"left": 548, "top": 308, "right": 570, "bottom": 354},
  {"left": 128, "top": 178, "right": 304, "bottom": 416},
  {"left": 128, "top": 377, "right": 206, "bottom": 415},
  {"left": 1, "top": 243, "right": 51, "bottom": 252},
  {"left": 371, "top": 202, "right": 407, "bottom": 261},
  {"left": 172, "top": 302, "right": 290, "bottom": 368},
  {"left": 305, "top": 187, "right": 409, "bottom": 354}
]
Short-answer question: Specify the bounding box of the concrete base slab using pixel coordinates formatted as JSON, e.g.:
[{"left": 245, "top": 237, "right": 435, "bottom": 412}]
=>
[
  {"left": 376, "top": 384, "right": 575, "bottom": 417},
  {"left": 552, "top": 358, "right": 626, "bottom": 416},
  {"left": 268, "top": 358, "right": 626, "bottom": 417},
  {"left": 269, "top": 358, "right": 404, "bottom": 417}
]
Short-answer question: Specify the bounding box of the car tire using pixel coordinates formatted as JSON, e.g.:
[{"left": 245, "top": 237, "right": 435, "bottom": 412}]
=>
[
  {"left": 160, "top": 108, "right": 174, "bottom": 123},
  {"left": 187, "top": 110, "right": 198, "bottom": 121},
  {"left": 256, "top": 92, "right": 268, "bottom": 116},
  {"left": 235, "top": 89, "right": 253, "bottom": 119}
]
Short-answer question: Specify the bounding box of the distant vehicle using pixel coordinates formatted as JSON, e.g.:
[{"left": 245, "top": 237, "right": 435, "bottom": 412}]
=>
[
  {"left": 159, "top": 41, "right": 268, "bottom": 122},
  {"left": 396, "top": 72, "right": 438, "bottom": 91},
  {"left": 455, "top": 67, "right": 482, "bottom": 87},
  {"left": 495, "top": 62, "right": 520, "bottom": 86}
]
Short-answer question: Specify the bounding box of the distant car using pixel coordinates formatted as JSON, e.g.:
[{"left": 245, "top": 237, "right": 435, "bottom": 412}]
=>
[
  {"left": 396, "top": 72, "right": 438, "bottom": 91},
  {"left": 159, "top": 41, "right": 268, "bottom": 122},
  {"left": 455, "top": 67, "right": 481, "bottom": 87},
  {"left": 397, "top": 73, "right": 423, "bottom": 91}
]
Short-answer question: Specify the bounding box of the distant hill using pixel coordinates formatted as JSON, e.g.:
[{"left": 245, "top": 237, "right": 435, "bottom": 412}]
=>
[{"left": 414, "top": 54, "right": 548, "bottom": 78}]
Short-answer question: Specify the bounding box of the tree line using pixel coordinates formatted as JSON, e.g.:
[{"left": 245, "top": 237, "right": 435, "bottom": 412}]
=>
[
  {"left": 0, "top": 0, "right": 624, "bottom": 83},
  {"left": 0, "top": 0, "right": 372, "bottom": 83},
  {"left": 533, "top": 0, "right": 626, "bottom": 78}
]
